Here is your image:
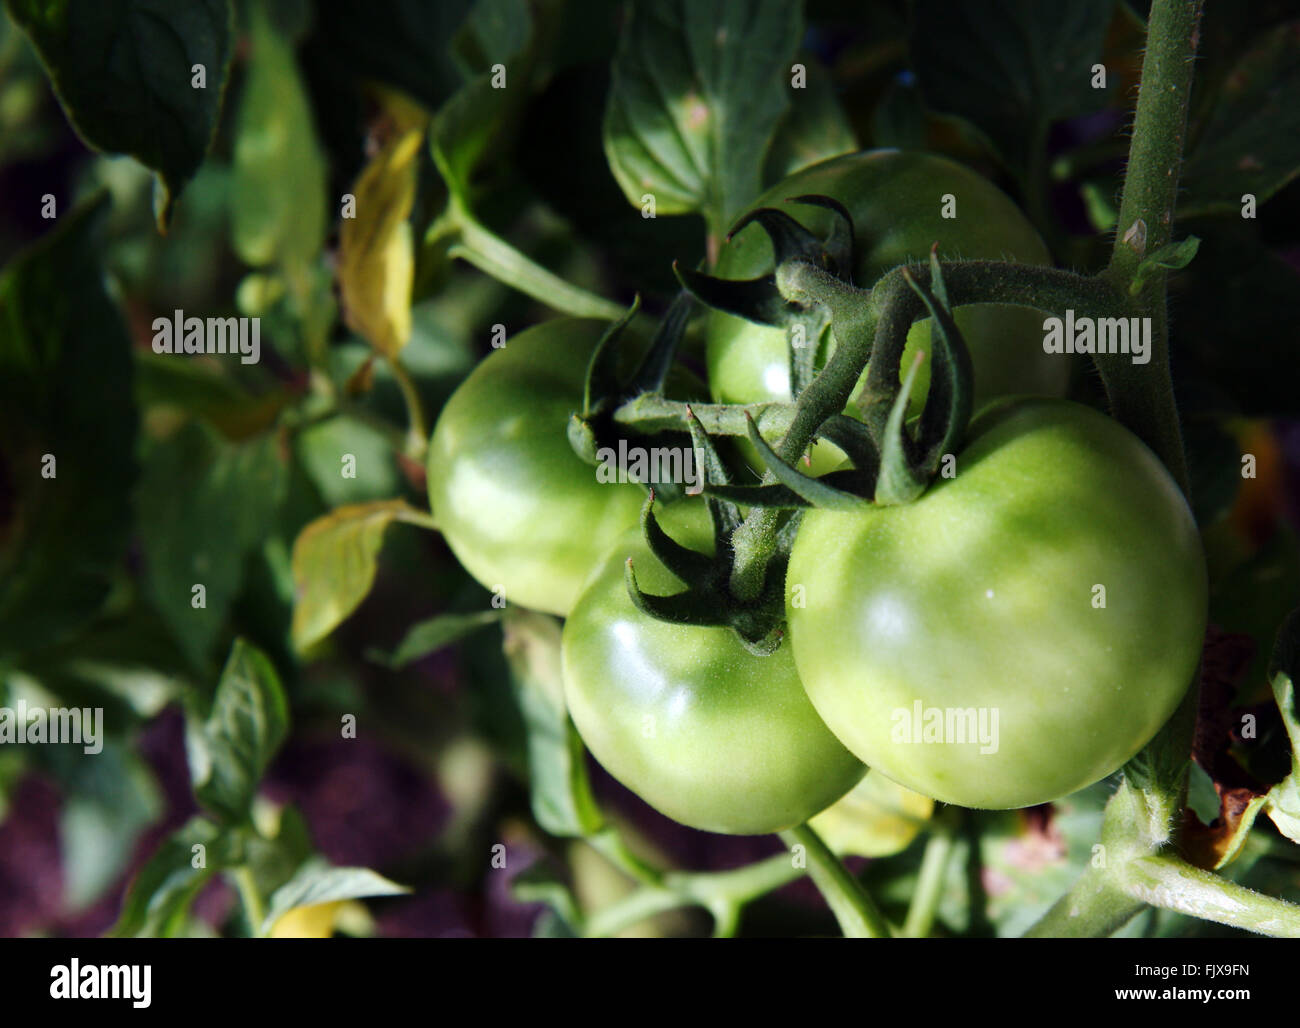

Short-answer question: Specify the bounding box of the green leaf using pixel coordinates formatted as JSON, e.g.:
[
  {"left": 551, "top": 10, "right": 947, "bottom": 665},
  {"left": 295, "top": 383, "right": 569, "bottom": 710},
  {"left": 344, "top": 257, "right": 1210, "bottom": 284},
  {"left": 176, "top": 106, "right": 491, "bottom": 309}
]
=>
[
  {"left": 1181, "top": 21, "right": 1300, "bottom": 218},
  {"left": 512, "top": 861, "right": 584, "bottom": 934},
  {"left": 6, "top": 0, "right": 233, "bottom": 229},
  {"left": 53, "top": 742, "right": 163, "bottom": 911},
  {"left": 1130, "top": 236, "right": 1200, "bottom": 295},
  {"left": 763, "top": 53, "right": 857, "bottom": 185},
  {"left": 374, "top": 609, "right": 503, "bottom": 670},
  {"left": 603, "top": 0, "right": 803, "bottom": 231},
  {"left": 0, "top": 195, "right": 136, "bottom": 659},
  {"left": 296, "top": 415, "right": 402, "bottom": 507},
  {"left": 134, "top": 349, "right": 287, "bottom": 441},
  {"left": 137, "top": 423, "right": 287, "bottom": 670},
  {"left": 187, "top": 638, "right": 289, "bottom": 824},
  {"left": 313, "top": 0, "right": 474, "bottom": 112},
  {"left": 502, "top": 608, "right": 604, "bottom": 838},
  {"left": 289, "top": 499, "right": 422, "bottom": 652},
  {"left": 910, "top": 0, "right": 1112, "bottom": 179},
  {"left": 107, "top": 817, "right": 239, "bottom": 937},
  {"left": 231, "top": 0, "right": 327, "bottom": 270},
  {"left": 262, "top": 862, "right": 409, "bottom": 935}
]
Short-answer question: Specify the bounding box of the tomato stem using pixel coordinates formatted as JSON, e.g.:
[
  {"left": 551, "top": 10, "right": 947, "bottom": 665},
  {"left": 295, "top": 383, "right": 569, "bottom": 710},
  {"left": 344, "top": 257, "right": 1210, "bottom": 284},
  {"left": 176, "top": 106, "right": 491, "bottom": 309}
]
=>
[
  {"left": 779, "top": 823, "right": 892, "bottom": 939},
  {"left": 901, "top": 821, "right": 956, "bottom": 938}
]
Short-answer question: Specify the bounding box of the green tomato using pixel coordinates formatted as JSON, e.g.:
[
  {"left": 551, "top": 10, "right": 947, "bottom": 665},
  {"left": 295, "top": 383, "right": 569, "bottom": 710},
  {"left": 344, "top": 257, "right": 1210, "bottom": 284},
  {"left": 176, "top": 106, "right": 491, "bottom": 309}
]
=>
[
  {"left": 427, "top": 319, "right": 646, "bottom": 616},
  {"left": 708, "top": 149, "right": 1066, "bottom": 472},
  {"left": 786, "top": 398, "right": 1207, "bottom": 809},
  {"left": 562, "top": 502, "right": 865, "bottom": 834}
]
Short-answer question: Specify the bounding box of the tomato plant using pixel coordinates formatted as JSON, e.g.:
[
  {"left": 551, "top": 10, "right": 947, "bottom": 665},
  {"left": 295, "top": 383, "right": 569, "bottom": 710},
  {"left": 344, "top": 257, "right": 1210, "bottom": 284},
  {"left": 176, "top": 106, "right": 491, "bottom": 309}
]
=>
[
  {"left": 787, "top": 398, "right": 1208, "bottom": 809},
  {"left": 5, "top": 0, "right": 1300, "bottom": 959}
]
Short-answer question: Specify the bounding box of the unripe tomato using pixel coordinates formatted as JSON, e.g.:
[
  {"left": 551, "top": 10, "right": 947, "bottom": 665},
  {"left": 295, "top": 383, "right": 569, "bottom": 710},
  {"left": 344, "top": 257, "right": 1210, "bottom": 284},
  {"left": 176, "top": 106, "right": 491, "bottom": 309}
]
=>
[
  {"left": 787, "top": 399, "right": 1207, "bottom": 809},
  {"left": 708, "top": 150, "right": 1066, "bottom": 471},
  {"left": 562, "top": 502, "right": 865, "bottom": 834},
  {"left": 427, "top": 320, "right": 647, "bottom": 616}
]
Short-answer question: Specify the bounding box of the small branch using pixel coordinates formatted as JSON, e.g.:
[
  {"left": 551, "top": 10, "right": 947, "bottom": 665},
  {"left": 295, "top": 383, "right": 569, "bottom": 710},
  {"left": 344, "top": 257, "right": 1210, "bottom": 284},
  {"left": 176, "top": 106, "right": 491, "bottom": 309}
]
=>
[
  {"left": 583, "top": 851, "right": 802, "bottom": 938},
  {"left": 386, "top": 355, "right": 429, "bottom": 462},
  {"left": 450, "top": 206, "right": 626, "bottom": 321},
  {"left": 901, "top": 823, "right": 956, "bottom": 938},
  {"left": 1021, "top": 866, "right": 1146, "bottom": 938},
  {"left": 779, "top": 823, "right": 892, "bottom": 938},
  {"left": 1123, "top": 855, "right": 1300, "bottom": 938},
  {"left": 233, "top": 866, "right": 267, "bottom": 938}
]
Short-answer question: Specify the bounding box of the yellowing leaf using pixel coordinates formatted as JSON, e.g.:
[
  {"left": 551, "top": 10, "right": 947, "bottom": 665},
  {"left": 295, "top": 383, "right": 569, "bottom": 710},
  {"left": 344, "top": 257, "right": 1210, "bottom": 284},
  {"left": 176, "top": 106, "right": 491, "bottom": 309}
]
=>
[
  {"left": 810, "top": 770, "right": 935, "bottom": 859},
  {"left": 289, "top": 499, "right": 423, "bottom": 652},
  {"left": 339, "top": 123, "right": 425, "bottom": 358},
  {"left": 268, "top": 900, "right": 344, "bottom": 938}
]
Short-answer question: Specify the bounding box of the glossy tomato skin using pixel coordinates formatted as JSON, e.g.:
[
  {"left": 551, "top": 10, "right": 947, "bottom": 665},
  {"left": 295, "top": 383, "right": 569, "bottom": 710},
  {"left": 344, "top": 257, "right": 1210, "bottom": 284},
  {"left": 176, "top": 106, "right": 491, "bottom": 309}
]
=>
[
  {"left": 562, "top": 503, "right": 865, "bottom": 834},
  {"left": 787, "top": 398, "right": 1208, "bottom": 810},
  {"left": 427, "top": 320, "right": 646, "bottom": 616},
  {"left": 708, "top": 150, "right": 1065, "bottom": 470}
]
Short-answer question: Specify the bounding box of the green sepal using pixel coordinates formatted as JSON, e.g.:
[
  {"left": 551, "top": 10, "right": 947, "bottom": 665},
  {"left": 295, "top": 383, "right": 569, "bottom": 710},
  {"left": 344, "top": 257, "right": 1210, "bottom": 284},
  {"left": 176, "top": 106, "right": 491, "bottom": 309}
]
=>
[
  {"left": 675, "top": 261, "right": 797, "bottom": 327},
  {"left": 581, "top": 294, "right": 642, "bottom": 414},
  {"left": 639, "top": 493, "right": 714, "bottom": 585},
  {"left": 783, "top": 194, "right": 857, "bottom": 281},
  {"left": 745, "top": 414, "right": 871, "bottom": 511},
  {"left": 624, "top": 291, "right": 692, "bottom": 397},
  {"left": 684, "top": 406, "right": 743, "bottom": 535},
  {"left": 873, "top": 347, "right": 928, "bottom": 506},
  {"left": 911, "top": 256, "right": 973, "bottom": 475},
  {"left": 624, "top": 559, "right": 729, "bottom": 627},
  {"left": 817, "top": 415, "right": 881, "bottom": 480},
  {"left": 567, "top": 413, "right": 601, "bottom": 467}
]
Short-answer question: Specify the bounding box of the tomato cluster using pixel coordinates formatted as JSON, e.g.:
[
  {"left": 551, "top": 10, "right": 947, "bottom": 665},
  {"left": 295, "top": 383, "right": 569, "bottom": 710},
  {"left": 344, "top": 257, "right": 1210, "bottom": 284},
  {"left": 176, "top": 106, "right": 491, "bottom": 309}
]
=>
[{"left": 428, "top": 151, "right": 1208, "bottom": 834}]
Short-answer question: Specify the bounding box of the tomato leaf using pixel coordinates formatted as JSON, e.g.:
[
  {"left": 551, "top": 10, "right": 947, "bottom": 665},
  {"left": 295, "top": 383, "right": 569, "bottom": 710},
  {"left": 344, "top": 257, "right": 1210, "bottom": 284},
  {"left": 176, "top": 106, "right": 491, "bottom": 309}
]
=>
[
  {"left": 1180, "top": 21, "right": 1300, "bottom": 218},
  {"left": 49, "top": 741, "right": 163, "bottom": 912},
  {"left": 262, "top": 862, "right": 408, "bottom": 936},
  {"left": 502, "top": 609, "right": 605, "bottom": 839},
  {"left": 231, "top": 0, "right": 328, "bottom": 270},
  {"left": 312, "top": 0, "right": 474, "bottom": 112},
  {"left": 289, "top": 499, "right": 423, "bottom": 652},
  {"left": 0, "top": 195, "right": 136, "bottom": 659},
  {"left": 5, "top": 0, "right": 233, "bottom": 229},
  {"left": 909, "top": 0, "right": 1112, "bottom": 181},
  {"left": 107, "top": 817, "right": 240, "bottom": 938},
  {"left": 338, "top": 92, "right": 426, "bottom": 359},
  {"left": 603, "top": 0, "right": 803, "bottom": 233},
  {"left": 429, "top": 0, "right": 534, "bottom": 204},
  {"left": 186, "top": 638, "right": 289, "bottom": 824},
  {"left": 1130, "top": 237, "right": 1200, "bottom": 296},
  {"left": 763, "top": 53, "right": 857, "bottom": 186},
  {"left": 372, "top": 609, "right": 504, "bottom": 670},
  {"left": 138, "top": 424, "right": 287, "bottom": 670}
]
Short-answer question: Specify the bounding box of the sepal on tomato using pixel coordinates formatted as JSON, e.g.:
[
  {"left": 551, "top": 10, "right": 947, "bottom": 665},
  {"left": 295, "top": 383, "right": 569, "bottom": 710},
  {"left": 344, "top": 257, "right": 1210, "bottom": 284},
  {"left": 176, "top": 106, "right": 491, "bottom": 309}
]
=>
[{"left": 873, "top": 253, "right": 974, "bottom": 505}]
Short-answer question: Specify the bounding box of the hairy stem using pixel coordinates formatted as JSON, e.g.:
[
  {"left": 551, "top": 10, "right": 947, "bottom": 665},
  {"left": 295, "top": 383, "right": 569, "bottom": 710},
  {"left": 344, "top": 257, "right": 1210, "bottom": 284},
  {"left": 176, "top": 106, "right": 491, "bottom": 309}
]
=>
[{"left": 1101, "top": 0, "right": 1202, "bottom": 492}]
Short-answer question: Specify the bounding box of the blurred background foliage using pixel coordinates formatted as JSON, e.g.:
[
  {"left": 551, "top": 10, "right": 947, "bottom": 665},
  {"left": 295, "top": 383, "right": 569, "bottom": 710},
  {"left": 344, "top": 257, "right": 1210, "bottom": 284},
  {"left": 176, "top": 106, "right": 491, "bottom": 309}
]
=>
[{"left": 0, "top": 0, "right": 1299, "bottom": 937}]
